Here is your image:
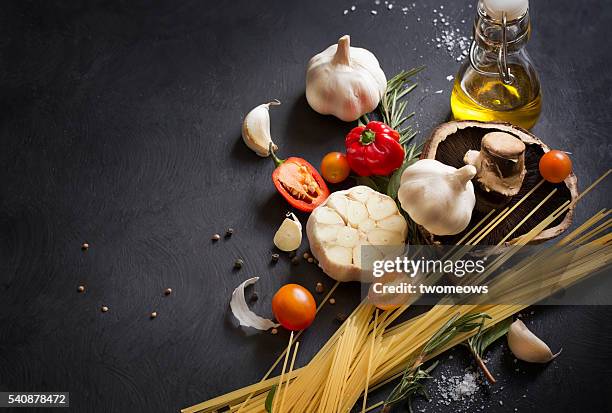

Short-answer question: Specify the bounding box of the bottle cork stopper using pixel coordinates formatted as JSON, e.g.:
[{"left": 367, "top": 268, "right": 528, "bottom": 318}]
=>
[{"left": 481, "top": 0, "right": 528, "bottom": 21}]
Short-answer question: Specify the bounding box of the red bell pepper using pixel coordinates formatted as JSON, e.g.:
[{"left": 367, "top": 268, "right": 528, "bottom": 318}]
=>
[
  {"left": 345, "top": 121, "right": 405, "bottom": 176},
  {"left": 270, "top": 147, "right": 329, "bottom": 212}
]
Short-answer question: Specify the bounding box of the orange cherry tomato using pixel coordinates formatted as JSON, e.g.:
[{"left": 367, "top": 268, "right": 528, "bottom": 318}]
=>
[
  {"left": 539, "top": 150, "right": 572, "bottom": 183},
  {"left": 374, "top": 303, "right": 402, "bottom": 311},
  {"left": 272, "top": 284, "right": 316, "bottom": 331},
  {"left": 320, "top": 152, "right": 351, "bottom": 184}
]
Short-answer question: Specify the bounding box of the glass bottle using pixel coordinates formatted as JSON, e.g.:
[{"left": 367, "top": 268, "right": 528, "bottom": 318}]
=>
[{"left": 450, "top": 0, "right": 541, "bottom": 129}]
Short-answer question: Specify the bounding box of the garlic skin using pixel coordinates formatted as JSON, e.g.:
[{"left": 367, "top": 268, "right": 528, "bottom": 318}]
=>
[
  {"left": 230, "top": 277, "right": 280, "bottom": 331},
  {"left": 241, "top": 100, "right": 280, "bottom": 156},
  {"left": 306, "top": 186, "right": 407, "bottom": 282},
  {"left": 397, "top": 159, "right": 477, "bottom": 236},
  {"left": 507, "top": 319, "right": 561, "bottom": 363},
  {"left": 273, "top": 213, "right": 303, "bottom": 252},
  {"left": 306, "top": 35, "right": 387, "bottom": 122}
]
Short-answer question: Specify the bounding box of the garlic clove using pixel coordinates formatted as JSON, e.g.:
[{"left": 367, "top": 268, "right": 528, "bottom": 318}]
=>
[
  {"left": 507, "top": 319, "right": 561, "bottom": 363},
  {"left": 273, "top": 212, "right": 302, "bottom": 252},
  {"left": 230, "top": 277, "right": 280, "bottom": 331},
  {"left": 241, "top": 100, "right": 280, "bottom": 157}
]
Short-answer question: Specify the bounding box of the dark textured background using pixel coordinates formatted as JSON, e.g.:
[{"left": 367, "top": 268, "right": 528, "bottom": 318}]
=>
[{"left": 0, "top": 1, "right": 610, "bottom": 412}]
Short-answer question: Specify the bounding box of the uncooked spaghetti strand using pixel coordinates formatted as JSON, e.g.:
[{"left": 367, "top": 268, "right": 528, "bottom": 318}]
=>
[
  {"left": 571, "top": 169, "right": 611, "bottom": 206},
  {"left": 457, "top": 209, "right": 497, "bottom": 245},
  {"left": 496, "top": 188, "right": 558, "bottom": 245},
  {"left": 558, "top": 209, "right": 609, "bottom": 246},
  {"left": 470, "top": 179, "right": 546, "bottom": 245},
  {"left": 272, "top": 331, "right": 294, "bottom": 413},
  {"left": 468, "top": 207, "right": 510, "bottom": 245},
  {"left": 278, "top": 341, "right": 299, "bottom": 413},
  {"left": 362, "top": 309, "right": 378, "bottom": 413},
  {"left": 569, "top": 218, "right": 612, "bottom": 247}
]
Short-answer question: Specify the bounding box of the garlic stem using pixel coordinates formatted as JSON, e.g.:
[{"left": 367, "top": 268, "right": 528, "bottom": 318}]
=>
[
  {"left": 332, "top": 35, "right": 351, "bottom": 66},
  {"left": 453, "top": 165, "right": 477, "bottom": 187}
]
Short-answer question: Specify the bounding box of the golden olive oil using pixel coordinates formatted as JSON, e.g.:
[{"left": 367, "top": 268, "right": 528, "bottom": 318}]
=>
[{"left": 451, "top": 63, "right": 541, "bottom": 129}]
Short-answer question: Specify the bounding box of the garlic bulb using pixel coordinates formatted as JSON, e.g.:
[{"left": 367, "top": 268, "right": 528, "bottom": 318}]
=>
[
  {"left": 397, "top": 159, "right": 477, "bottom": 236},
  {"left": 273, "top": 213, "right": 302, "bottom": 252},
  {"left": 241, "top": 100, "right": 280, "bottom": 156},
  {"left": 507, "top": 319, "right": 561, "bottom": 363},
  {"left": 306, "top": 186, "right": 407, "bottom": 282},
  {"left": 305, "top": 35, "right": 387, "bottom": 122}
]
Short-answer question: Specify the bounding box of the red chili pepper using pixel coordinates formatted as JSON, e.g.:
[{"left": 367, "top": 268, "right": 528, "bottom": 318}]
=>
[
  {"left": 270, "top": 146, "right": 329, "bottom": 212},
  {"left": 345, "top": 121, "right": 405, "bottom": 177}
]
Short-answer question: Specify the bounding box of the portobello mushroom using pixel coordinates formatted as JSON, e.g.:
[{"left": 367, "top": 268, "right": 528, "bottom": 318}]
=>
[
  {"left": 419, "top": 120, "right": 578, "bottom": 245},
  {"left": 464, "top": 131, "right": 527, "bottom": 212}
]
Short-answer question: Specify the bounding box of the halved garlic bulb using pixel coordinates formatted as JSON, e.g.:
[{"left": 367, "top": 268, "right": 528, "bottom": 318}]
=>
[{"left": 306, "top": 186, "right": 407, "bottom": 282}]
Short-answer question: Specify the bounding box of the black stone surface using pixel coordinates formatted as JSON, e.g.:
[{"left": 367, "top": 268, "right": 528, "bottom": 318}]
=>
[{"left": 0, "top": 1, "right": 610, "bottom": 412}]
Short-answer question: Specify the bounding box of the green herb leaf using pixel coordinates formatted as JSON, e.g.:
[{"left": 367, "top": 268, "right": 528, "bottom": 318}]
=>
[
  {"left": 464, "top": 316, "right": 512, "bottom": 384},
  {"left": 384, "top": 313, "right": 488, "bottom": 410},
  {"left": 352, "top": 175, "right": 381, "bottom": 192},
  {"left": 387, "top": 146, "right": 420, "bottom": 200},
  {"left": 383, "top": 361, "right": 438, "bottom": 413},
  {"left": 264, "top": 384, "right": 277, "bottom": 413},
  {"left": 472, "top": 317, "right": 513, "bottom": 356}
]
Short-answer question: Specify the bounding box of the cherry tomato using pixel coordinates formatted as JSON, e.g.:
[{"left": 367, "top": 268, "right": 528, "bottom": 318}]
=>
[
  {"left": 272, "top": 284, "right": 316, "bottom": 331},
  {"left": 320, "top": 152, "right": 350, "bottom": 184},
  {"left": 539, "top": 150, "right": 572, "bottom": 183}
]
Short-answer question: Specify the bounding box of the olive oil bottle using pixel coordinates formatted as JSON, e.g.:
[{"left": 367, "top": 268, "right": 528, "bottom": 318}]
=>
[{"left": 451, "top": 0, "right": 541, "bottom": 129}]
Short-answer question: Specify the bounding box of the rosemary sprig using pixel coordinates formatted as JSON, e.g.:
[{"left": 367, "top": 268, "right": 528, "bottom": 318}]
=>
[
  {"left": 464, "top": 317, "right": 512, "bottom": 384},
  {"left": 356, "top": 68, "right": 426, "bottom": 245},
  {"left": 382, "top": 312, "right": 489, "bottom": 412},
  {"left": 381, "top": 361, "right": 438, "bottom": 413},
  {"left": 360, "top": 67, "right": 425, "bottom": 150}
]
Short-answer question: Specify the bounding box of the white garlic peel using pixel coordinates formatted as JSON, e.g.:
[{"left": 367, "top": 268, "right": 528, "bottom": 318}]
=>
[
  {"left": 397, "top": 159, "right": 477, "bottom": 236},
  {"left": 507, "top": 319, "right": 561, "bottom": 363},
  {"left": 241, "top": 100, "right": 280, "bottom": 157},
  {"left": 305, "top": 35, "right": 386, "bottom": 122},
  {"left": 273, "top": 212, "right": 302, "bottom": 252},
  {"left": 306, "top": 186, "right": 407, "bottom": 282},
  {"left": 230, "top": 277, "right": 280, "bottom": 331}
]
